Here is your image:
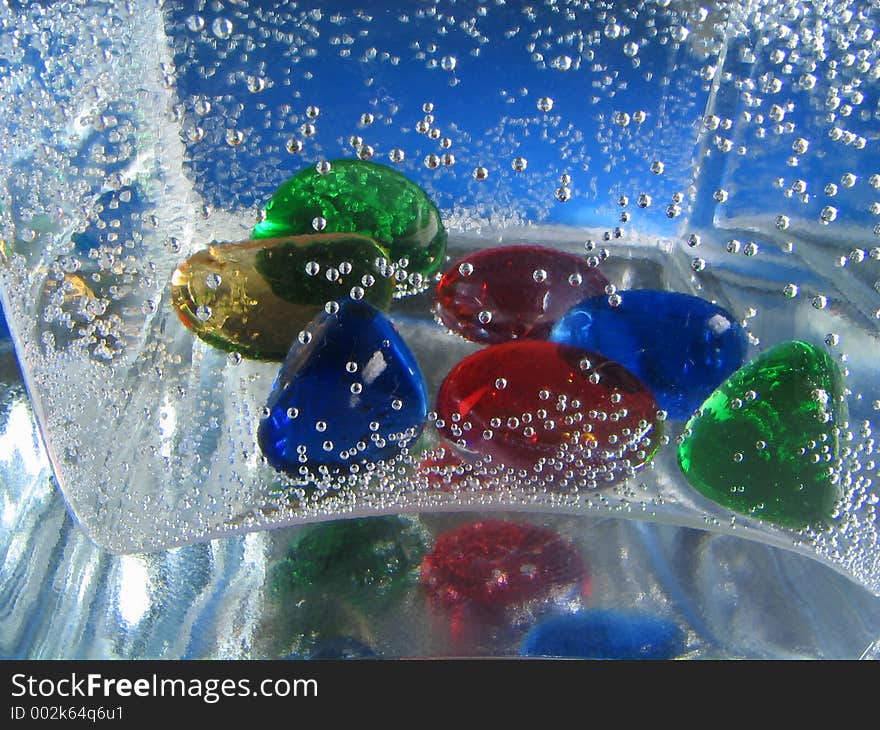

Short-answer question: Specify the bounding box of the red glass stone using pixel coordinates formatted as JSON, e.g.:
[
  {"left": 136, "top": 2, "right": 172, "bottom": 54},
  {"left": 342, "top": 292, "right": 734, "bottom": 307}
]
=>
[
  {"left": 434, "top": 245, "right": 609, "bottom": 344},
  {"left": 435, "top": 341, "right": 662, "bottom": 480},
  {"left": 420, "top": 520, "right": 587, "bottom": 610}
]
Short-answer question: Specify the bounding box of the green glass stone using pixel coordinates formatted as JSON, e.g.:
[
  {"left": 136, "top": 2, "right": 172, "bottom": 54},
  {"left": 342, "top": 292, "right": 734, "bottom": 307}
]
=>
[
  {"left": 171, "top": 233, "right": 393, "bottom": 360},
  {"left": 677, "top": 340, "right": 846, "bottom": 528},
  {"left": 252, "top": 159, "right": 447, "bottom": 295}
]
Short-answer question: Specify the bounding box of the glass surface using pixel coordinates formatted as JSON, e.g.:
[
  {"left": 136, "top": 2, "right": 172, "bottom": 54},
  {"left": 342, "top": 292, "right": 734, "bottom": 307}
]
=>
[{"left": 0, "top": 0, "right": 878, "bottom": 606}]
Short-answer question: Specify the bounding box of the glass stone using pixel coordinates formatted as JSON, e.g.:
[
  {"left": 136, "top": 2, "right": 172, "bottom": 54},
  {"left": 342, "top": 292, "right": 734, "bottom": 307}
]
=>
[
  {"left": 171, "top": 234, "right": 393, "bottom": 360},
  {"left": 435, "top": 245, "right": 610, "bottom": 344},
  {"left": 257, "top": 299, "right": 428, "bottom": 475},
  {"left": 252, "top": 159, "right": 447, "bottom": 295},
  {"left": 520, "top": 610, "right": 686, "bottom": 660},
  {"left": 435, "top": 340, "right": 663, "bottom": 481},
  {"left": 550, "top": 289, "right": 748, "bottom": 420},
  {"left": 419, "top": 520, "right": 587, "bottom": 610},
  {"left": 677, "top": 340, "right": 846, "bottom": 528}
]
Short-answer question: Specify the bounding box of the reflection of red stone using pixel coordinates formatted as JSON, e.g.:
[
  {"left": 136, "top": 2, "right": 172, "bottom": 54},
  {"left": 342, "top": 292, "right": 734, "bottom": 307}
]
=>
[
  {"left": 420, "top": 520, "right": 587, "bottom": 611},
  {"left": 435, "top": 245, "right": 609, "bottom": 344},
  {"left": 435, "top": 340, "right": 662, "bottom": 474}
]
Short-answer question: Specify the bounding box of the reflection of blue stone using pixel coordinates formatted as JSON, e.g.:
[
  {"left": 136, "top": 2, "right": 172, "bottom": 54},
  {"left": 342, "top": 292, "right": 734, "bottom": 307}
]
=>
[
  {"left": 550, "top": 290, "right": 748, "bottom": 420},
  {"left": 0, "top": 303, "right": 9, "bottom": 342},
  {"left": 282, "top": 637, "right": 377, "bottom": 660},
  {"left": 258, "top": 299, "right": 428, "bottom": 475},
  {"left": 520, "top": 609, "right": 686, "bottom": 660},
  {"left": 309, "top": 637, "right": 377, "bottom": 660}
]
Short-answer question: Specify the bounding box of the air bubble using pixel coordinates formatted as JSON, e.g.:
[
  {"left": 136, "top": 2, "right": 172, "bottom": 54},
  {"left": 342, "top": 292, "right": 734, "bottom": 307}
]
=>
[
  {"left": 211, "top": 17, "right": 233, "bottom": 39},
  {"left": 247, "top": 76, "right": 267, "bottom": 93},
  {"left": 186, "top": 15, "right": 205, "bottom": 32},
  {"left": 820, "top": 206, "right": 838, "bottom": 224},
  {"left": 792, "top": 137, "right": 810, "bottom": 154},
  {"left": 225, "top": 129, "right": 244, "bottom": 146}
]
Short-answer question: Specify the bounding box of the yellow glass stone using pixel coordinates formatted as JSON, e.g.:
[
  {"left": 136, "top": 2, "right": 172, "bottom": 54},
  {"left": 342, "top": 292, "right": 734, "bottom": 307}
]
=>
[{"left": 171, "top": 233, "right": 394, "bottom": 360}]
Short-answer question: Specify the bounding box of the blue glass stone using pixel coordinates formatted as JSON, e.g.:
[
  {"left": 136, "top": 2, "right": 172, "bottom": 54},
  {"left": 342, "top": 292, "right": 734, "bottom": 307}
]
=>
[
  {"left": 258, "top": 299, "right": 428, "bottom": 475},
  {"left": 520, "top": 609, "right": 686, "bottom": 660},
  {"left": 550, "top": 290, "right": 748, "bottom": 420}
]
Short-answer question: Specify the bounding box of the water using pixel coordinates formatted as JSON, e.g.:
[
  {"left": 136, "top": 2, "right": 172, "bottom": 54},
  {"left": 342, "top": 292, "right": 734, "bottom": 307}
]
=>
[{"left": 0, "top": 0, "right": 879, "bottom": 607}]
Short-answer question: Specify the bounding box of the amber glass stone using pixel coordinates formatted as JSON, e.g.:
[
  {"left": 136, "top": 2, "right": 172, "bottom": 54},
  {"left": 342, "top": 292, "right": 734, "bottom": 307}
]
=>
[{"left": 171, "top": 233, "right": 393, "bottom": 360}]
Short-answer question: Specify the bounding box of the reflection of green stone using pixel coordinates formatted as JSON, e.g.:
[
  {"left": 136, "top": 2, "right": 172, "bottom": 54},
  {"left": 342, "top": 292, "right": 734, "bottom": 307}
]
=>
[
  {"left": 677, "top": 341, "right": 845, "bottom": 529},
  {"left": 273, "top": 516, "right": 430, "bottom": 603},
  {"left": 171, "top": 233, "right": 393, "bottom": 360},
  {"left": 253, "top": 160, "right": 447, "bottom": 295}
]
